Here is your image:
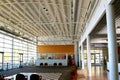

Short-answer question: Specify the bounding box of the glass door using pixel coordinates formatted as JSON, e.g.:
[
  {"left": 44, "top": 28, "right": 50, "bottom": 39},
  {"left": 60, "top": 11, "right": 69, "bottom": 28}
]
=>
[
  {"left": 0, "top": 52, "right": 4, "bottom": 70},
  {"left": 95, "top": 53, "right": 100, "bottom": 65},
  {"left": 91, "top": 53, "right": 101, "bottom": 66},
  {"left": 91, "top": 54, "right": 95, "bottom": 64}
]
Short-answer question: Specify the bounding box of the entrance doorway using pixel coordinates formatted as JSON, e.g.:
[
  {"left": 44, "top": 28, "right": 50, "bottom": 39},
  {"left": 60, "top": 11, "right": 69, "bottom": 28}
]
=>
[
  {"left": 91, "top": 53, "right": 101, "bottom": 66},
  {"left": 0, "top": 52, "right": 4, "bottom": 70}
]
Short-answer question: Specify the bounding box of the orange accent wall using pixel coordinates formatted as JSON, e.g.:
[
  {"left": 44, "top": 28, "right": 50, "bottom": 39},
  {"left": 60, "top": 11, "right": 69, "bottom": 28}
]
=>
[{"left": 37, "top": 45, "right": 74, "bottom": 54}]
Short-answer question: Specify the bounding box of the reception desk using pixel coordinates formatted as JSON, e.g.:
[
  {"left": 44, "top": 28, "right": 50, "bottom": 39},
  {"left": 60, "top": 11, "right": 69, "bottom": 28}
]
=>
[{"left": 35, "top": 59, "right": 68, "bottom": 66}]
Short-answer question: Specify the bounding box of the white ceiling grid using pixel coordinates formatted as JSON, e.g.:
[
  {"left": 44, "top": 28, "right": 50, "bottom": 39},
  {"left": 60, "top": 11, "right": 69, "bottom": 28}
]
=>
[{"left": 0, "top": 0, "right": 89, "bottom": 45}]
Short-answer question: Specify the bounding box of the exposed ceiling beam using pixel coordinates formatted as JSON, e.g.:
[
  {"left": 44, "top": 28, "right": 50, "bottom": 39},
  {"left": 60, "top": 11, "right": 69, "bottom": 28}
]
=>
[
  {"left": 0, "top": 1, "right": 69, "bottom": 6},
  {"left": 59, "top": 0, "right": 69, "bottom": 38}
]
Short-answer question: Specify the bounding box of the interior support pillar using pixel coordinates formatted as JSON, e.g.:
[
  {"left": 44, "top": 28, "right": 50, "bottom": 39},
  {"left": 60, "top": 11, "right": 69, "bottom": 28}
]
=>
[
  {"left": 78, "top": 47, "right": 81, "bottom": 67},
  {"left": 106, "top": 3, "right": 118, "bottom": 80},
  {"left": 66, "top": 54, "right": 68, "bottom": 66},
  {"left": 74, "top": 41, "right": 79, "bottom": 67},
  {"left": 87, "top": 35, "right": 91, "bottom": 76},
  {"left": 81, "top": 43, "right": 84, "bottom": 69}
]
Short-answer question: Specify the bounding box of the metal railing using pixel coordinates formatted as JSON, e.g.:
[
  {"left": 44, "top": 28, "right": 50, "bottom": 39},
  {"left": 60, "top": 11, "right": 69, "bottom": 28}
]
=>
[
  {"left": 0, "top": 62, "right": 35, "bottom": 71},
  {"left": 0, "top": 63, "right": 12, "bottom": 71}
]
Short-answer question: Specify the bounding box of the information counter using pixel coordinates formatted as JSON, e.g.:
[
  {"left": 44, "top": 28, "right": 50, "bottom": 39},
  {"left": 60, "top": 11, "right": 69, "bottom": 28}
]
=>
[{"left": 35, "top": 59, "right": 68, "bottom": 66}]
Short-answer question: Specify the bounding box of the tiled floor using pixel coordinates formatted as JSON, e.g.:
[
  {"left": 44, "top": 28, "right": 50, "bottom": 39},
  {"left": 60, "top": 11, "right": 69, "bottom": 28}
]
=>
[{"left": 77, "top": 66, "right": 108, "bottom": 80}]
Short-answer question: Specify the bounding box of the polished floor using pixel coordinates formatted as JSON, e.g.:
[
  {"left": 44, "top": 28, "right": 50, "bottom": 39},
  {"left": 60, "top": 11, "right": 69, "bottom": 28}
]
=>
[
  {"left": 0, "top": 65, "right": 108, "bottom": 80},
  {"left": 77, "top": 66, "right": 108, "bottom": 80}
]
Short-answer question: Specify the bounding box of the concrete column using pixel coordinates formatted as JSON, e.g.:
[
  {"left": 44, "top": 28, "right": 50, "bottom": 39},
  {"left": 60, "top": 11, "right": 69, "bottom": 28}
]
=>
[
  {"left": 74, "top": 41, "right": 79, "bottom": 67},
  {"left": 66, "top": 54, "right": 68, "bottom": 66},
  {"left": 81, "top": 43, "right": 84, "bottom": 69},
  {"left": 87, "top": 35, "right": 91, "bottom": 76},
  {"left": 74, "top": 41, "right": 77, "bottom": 66},
  {"left": 106, "top": 3, "right": 118, "bottom": 80},
  {"left": 78, "top": 47, "right": 81, "bottom": 67}
]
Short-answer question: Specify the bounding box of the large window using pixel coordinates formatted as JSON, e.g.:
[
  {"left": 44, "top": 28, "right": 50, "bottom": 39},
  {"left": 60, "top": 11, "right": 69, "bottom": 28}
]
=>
[{"left": 0, "top": 31, "right": 36, "bottom": 70}]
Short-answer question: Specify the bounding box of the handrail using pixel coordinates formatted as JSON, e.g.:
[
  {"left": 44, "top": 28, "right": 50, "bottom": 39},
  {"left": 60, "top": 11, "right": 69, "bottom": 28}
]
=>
[{"left": 0, "top": 63, "right": 13, "bottom": 70}]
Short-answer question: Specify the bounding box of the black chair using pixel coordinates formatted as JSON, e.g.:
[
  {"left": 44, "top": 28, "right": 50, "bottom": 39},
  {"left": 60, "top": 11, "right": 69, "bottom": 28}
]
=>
[
  {"left": 54, "top": 63, "right": 57, "bottom": 66},
  {"left": 40, "top": 63, "right": 43, "bottom": 66},
  {"left": 59, "top": 63, "right": 62, "bottom": 66},
  {"left": 44, "top": 63, "right": 48, "bottom": 66},
  {"left": 16, "top": 74, "right": 25, "bottom": 80},
  {"left": 30, "top": 74, "right": 42, "bottom": 80}
]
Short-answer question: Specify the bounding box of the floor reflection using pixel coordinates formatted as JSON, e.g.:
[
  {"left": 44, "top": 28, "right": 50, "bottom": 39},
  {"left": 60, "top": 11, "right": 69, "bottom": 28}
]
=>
[{"left": 77, "top": 65, "right": 108, "bottom": 80}]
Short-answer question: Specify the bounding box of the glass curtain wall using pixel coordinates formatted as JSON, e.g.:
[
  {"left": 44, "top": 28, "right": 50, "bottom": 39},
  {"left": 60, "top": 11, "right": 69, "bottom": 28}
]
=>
[{"left": 0, "top": 32, "right": 36, "bottom": 70}]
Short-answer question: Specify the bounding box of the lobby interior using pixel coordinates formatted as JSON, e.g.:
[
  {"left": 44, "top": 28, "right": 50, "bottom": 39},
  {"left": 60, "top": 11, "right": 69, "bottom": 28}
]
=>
[{"left": 0, "top": 0, "right": 120, "bottom": 80}]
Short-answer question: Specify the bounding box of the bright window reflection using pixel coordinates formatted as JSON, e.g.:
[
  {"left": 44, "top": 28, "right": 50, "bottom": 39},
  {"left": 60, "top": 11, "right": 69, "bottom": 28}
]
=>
[{"left": 0, "top": 32, "right": 36, "bottom": 70}]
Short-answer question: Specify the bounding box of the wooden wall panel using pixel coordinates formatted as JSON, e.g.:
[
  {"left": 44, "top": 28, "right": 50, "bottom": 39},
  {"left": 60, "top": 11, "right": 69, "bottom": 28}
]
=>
[{"left": 37, "top": 45, "right": 74, "bottom": 54}]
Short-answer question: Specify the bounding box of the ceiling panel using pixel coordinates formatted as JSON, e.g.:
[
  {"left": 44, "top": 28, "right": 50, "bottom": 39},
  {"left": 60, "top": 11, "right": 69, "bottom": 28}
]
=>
[{"left": 0, "top": 0, "right": 90, "bottom": 45}]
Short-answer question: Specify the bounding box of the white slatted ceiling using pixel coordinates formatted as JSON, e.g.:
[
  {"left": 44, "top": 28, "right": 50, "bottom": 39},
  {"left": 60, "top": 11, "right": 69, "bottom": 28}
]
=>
[{"left": 0, "top": 0, "right": 85, "bottom": 45}]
